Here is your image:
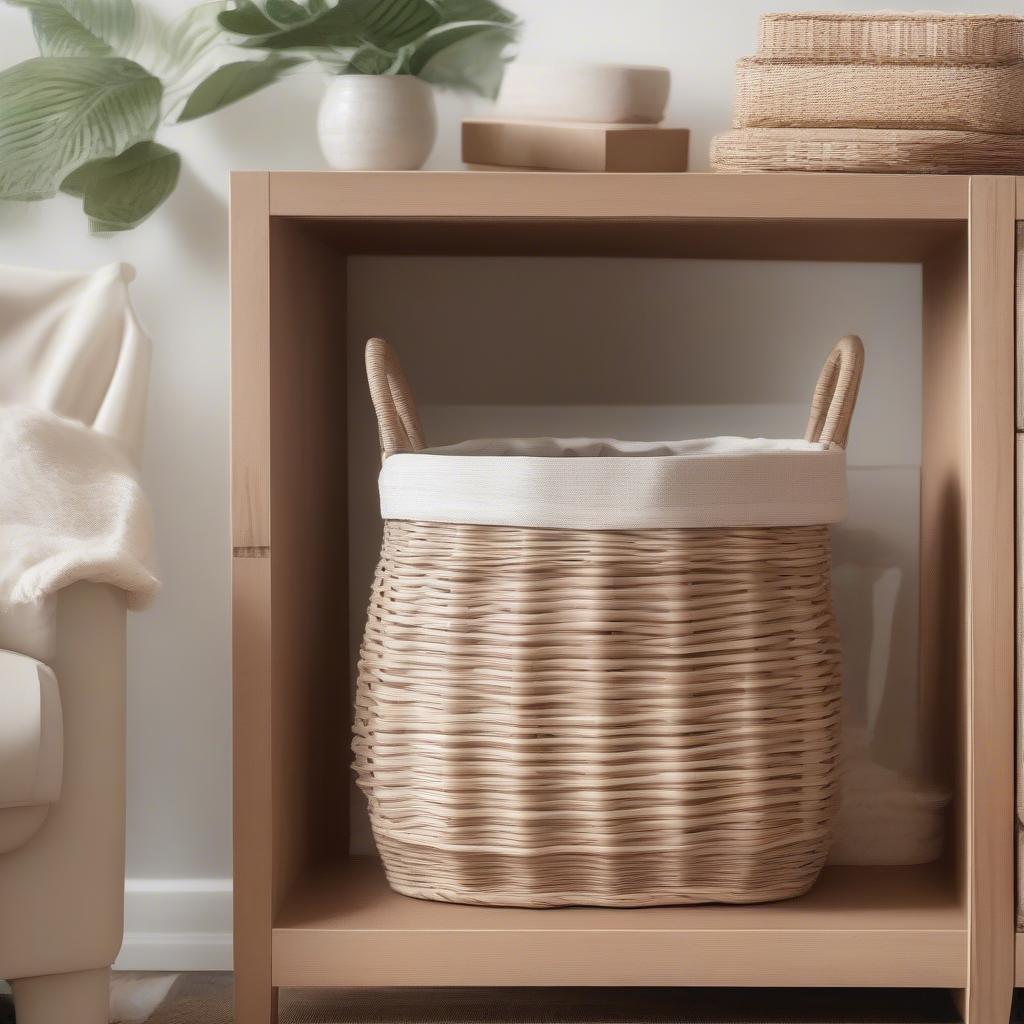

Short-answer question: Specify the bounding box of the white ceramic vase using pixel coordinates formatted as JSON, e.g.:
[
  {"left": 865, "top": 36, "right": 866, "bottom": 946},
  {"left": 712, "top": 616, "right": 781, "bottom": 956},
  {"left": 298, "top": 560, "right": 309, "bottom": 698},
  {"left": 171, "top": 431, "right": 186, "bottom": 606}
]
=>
[{"left": 317, "top": 74, "right": 437, "bottom": 171}]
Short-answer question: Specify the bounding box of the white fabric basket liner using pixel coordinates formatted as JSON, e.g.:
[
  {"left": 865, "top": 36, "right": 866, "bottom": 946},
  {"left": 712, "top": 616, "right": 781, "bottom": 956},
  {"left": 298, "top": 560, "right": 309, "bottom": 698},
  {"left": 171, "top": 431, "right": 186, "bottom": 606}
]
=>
[{"left": 379, "top": 435, "right": 847, "bottom": 530}]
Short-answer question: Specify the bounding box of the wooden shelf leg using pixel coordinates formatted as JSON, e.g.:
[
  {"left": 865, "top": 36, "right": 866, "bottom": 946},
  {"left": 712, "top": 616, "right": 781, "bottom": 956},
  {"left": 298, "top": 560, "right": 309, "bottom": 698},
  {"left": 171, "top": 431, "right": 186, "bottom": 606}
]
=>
[
  {"left": 954, "top": 980, "right": 1013, "bottom": 1024},
  {"left": 955, "top": 175, "right": 1018, "bottom": 1024},
  {"left": 234, "top": 975, "right": 277, "bottom": 1024}
]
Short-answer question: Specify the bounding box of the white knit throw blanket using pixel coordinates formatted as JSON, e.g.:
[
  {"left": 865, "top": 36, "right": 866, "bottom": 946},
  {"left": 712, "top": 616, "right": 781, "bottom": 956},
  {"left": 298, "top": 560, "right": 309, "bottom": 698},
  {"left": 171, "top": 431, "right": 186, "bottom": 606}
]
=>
[{"left": 0, "top": 404, "right": 159, "bottom": 610}]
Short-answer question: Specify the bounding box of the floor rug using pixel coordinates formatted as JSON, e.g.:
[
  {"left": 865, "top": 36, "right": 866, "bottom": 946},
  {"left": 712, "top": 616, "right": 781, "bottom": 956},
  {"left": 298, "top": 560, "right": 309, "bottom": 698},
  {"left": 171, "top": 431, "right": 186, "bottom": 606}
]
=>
[
  {"left": 0, "top": 974, "right": 969, "bottom": 1023},
  {"left": 145, "top": 975, "right": 960, "bottom": 1024}
]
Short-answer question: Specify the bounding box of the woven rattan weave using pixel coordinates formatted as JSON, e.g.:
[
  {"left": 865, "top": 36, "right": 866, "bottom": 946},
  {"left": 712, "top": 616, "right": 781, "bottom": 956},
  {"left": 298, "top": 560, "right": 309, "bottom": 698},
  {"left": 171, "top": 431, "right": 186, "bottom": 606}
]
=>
[
  {"left": 757, "top": 11, "right": 1024, "bottom": 65},
  {"left": 711, "top": 127, "right": 1024, "bottom": 175},
  {"left": 734, "top": 58, "right": 1024, "bottom": 134},
  {"left": 354, "top": 336, "right": 863, "bottom": 908}
]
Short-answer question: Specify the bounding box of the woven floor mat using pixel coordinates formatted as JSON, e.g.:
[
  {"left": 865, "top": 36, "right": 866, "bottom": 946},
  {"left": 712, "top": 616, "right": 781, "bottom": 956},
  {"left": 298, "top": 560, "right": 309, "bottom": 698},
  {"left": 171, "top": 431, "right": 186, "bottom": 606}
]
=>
[{"left": 140, "top": 974, "right": 962, "bottom": 1023}]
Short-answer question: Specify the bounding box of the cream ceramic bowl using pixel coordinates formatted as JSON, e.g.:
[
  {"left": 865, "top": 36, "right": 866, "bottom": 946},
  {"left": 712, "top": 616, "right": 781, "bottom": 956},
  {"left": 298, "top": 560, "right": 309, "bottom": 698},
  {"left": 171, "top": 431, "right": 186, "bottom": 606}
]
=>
[{"left": 494, "top": 62, "right": 671, "bottom": 124}]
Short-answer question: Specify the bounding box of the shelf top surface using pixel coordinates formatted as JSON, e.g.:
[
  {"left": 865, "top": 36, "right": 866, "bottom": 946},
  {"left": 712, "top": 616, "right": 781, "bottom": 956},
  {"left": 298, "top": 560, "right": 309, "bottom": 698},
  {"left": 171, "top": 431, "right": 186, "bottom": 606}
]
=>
[
  {"left": 275, "top": 857, "right": 963, "bottom": 935},
  {"left": 241, "top": 170, "right": 984, "bottom": 223}
]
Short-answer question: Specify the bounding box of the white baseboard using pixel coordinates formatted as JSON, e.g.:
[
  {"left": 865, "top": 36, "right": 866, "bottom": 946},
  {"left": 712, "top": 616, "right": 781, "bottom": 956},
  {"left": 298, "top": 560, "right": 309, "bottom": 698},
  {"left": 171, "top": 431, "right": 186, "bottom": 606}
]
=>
[{"left": 115, "top": 878, "right": 233, "bottom": 971}]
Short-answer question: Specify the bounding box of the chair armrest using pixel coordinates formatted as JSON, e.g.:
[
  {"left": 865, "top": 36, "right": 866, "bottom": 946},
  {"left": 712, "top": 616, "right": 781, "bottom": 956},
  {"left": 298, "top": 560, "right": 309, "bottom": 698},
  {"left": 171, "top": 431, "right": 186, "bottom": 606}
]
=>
[{"left": 0, "top": 650, "right": 62, "bottom": 808}]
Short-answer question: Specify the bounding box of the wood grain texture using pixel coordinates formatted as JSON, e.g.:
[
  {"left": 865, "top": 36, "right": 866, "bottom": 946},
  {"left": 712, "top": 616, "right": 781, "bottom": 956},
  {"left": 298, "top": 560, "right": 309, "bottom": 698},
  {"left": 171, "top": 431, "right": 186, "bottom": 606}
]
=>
[
  {"left": 308, "top": 216, "right": 960, "bottom": 263},
  {"left": 268, "top": 218, "right": 349, "bottom": 912},
  {"left": 461, "top": 120, "right": 689, "bottom": 173},
  {"left": 229, "top": 172, "right": 1018, "bottom": 1001},
  {"left": 232, "top": 557, "right": 276, "bottom": 1024},
  {"left": 272, "top": 858, "right": 964, "bottom": 988},
  {"left": 269, "top": 171, "right": 967, "bottom": 222},
  {"left": 230, "top": 172, "right": 277, "bottom": 1024},
  {"left": 920, "top": 231, "right": 968, "bottom": 883},
  {"left": 233, "top": 208, "right": 349, "bottom": 1023},
  {"left": 960, "top": 176, "right": 1016, "bottom": 1024},
  {"left": 231, "top": 173, "right": 271, "bottom": 551}
]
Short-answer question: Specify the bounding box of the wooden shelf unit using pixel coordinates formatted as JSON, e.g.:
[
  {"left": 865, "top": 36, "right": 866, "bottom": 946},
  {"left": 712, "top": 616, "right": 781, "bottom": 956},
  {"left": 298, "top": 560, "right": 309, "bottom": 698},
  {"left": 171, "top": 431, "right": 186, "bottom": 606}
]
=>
[
  {"left": 273, "top": 858, "right": 964, "bottom": 990},
  {"left": 230, "top": 172, "right": 1020, "bottom": 1024}
]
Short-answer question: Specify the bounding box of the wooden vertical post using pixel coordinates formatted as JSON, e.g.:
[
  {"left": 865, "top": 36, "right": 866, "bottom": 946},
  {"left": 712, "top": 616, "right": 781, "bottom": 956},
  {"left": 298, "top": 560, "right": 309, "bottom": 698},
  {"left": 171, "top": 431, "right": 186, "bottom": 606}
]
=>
[
  {"left": 230, "top": 172, "right": 277, "bottom": 1024},
  {"left": 961, "top": 175, "right": 1016, "bottom": 1024}
]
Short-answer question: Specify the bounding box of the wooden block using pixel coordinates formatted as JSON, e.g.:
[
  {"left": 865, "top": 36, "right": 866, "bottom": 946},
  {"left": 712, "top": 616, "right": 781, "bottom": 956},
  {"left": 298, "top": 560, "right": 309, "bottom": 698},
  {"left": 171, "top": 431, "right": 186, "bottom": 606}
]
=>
[{"left": 461, "top": 119, "right": 689, "bottom": 173}]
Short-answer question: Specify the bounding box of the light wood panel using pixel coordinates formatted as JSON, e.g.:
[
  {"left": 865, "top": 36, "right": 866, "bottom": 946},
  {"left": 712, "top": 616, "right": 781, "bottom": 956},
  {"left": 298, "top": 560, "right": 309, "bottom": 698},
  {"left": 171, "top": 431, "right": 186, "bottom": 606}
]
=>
[
  {"left": 231, "top": 171, "right": 1021, "bottom": 1012},
  {"left": 230, "top": 173, "right": 276, "bottom": 1024},
  {"left": 960, "top": 176, "right": 1016, "bottom": 1024},
  {"left": 272, "top": 858, "right": 964, "bottom": 989},
  {"left": 231, "top": 173, "right": 271, "bottom": 553},
  {"left": 232, "top": 557, "right": 276, "bottom": 1024},
  {"left": 920, "top": 233, "right": 968, "bottom": 889},
  {"left": 268, "top": 219, "right": 349, "bottom": 913},
  {"left": 233, "top": 202, "right": 349, "bottom": 1023},
  {"left": 269, "top": 171, "right": 967, "bottom": 222},
  {"left": 309, "top": 216, "right": 959, "bottom": 263}
]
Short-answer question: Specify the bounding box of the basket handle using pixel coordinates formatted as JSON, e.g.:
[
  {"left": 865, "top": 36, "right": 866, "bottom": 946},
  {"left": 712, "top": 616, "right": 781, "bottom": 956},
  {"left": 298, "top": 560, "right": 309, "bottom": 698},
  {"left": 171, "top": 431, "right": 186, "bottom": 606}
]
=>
[
  {"left": 365, "top": 337, "right": 426, "bottom": 459},
  {"left": 804, "top": 335, "right": 864, "bottom": 450}
]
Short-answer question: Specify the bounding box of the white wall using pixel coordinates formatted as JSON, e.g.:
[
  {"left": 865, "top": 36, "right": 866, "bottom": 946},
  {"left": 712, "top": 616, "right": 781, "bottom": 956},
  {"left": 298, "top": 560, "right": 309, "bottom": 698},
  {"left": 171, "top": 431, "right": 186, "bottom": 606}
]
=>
[{"left": 0, "top": 0, "right": 999, "bottom": 969}]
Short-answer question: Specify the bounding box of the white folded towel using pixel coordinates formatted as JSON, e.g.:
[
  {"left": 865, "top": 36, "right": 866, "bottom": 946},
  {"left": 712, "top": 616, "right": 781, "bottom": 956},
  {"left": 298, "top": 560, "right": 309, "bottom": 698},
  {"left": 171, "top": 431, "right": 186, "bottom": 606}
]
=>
[{"left": 0, "top": 404, "right": 160, "bottom": 611}]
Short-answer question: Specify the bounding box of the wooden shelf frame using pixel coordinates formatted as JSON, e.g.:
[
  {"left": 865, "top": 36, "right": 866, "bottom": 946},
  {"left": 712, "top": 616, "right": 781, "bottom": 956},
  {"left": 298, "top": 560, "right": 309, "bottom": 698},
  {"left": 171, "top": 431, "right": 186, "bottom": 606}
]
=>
[
  {"left": 273, "top": 858, "right": 965, "bottom": 990},
  {"left": 230, "top": 173, "right": 1019, "bottom": 1024}
]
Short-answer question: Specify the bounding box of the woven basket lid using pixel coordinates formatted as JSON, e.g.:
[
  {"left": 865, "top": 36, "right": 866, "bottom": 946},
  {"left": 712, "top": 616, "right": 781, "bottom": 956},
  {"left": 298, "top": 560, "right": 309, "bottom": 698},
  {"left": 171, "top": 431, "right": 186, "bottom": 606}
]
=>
[{"left": 758, "top": 10, "right": 1024, "bottom": 64}]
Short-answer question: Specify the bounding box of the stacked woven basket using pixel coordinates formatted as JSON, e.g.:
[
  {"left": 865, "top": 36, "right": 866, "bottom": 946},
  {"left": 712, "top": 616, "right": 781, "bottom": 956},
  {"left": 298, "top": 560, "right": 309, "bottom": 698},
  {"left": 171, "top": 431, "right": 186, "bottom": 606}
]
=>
[{"left": 712, "top": 11, "right": 1024, "bottom": 173}]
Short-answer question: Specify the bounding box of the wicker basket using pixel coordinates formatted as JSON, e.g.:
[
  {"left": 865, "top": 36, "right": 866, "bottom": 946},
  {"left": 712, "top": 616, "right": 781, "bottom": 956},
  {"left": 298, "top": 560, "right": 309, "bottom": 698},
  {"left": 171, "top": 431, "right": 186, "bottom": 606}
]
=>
[
  {"left": 757, "top": 11, "right": 1024, "bottom": 65},
  {"left": 354, "top": 336, "right": 864, "bottom": 908},
  {"left": 733, "top": 57, "right": 1024, "bottom": 134},
  {"left": 711, "top": 127, "right": 1024, "bottom": 175}
]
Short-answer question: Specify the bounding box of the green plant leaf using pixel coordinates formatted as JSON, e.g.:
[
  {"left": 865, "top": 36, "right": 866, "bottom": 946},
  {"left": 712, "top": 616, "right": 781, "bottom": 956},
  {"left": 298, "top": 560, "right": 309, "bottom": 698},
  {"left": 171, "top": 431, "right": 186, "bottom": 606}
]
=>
[
  {"left": 233, "top": 0, "right": 442, "bottom": 52},
  {"left": 0, "top": 56, "right": 162, "bottom": 200},
  {"left": 5, "top": 0, "right": 138, "bottom": 57},
  {"left": 152, "top": 2, "right": 228, "bottom": 78},
  {"left": 433, "top": 0, "right": 515, "bottom": 25},
  {"left": 217, "top": 0, "right": 278, "bottom": 35},
  {"left": 4, "top": 0, "right": 248, "bottom": 124},
  {"left": 265, "top": 0, "right": 307, "bottom": 24},
  {"left": 60, "top": 138, "right": 179, "bottom": 230},
  {"left": 177, "top": 52, "right": 301, "bottom": 120},
  {"left": 413, "top": 21, "right": 515, "bottom": 97},
  {"left": 154, "top": 2, "right": 260, "bottom": 122},
  {"left": 346, "top": 39, "right": 403, "bottom": 74}
]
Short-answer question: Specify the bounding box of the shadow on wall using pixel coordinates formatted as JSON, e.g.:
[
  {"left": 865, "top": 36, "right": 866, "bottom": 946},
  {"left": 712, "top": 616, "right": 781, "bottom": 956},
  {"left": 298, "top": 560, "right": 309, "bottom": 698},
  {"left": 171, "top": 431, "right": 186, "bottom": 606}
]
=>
[
  {"left": 163, "top": 166, "right": 228, "bottom": 277},
  {"left": 833, "top": 523, "right": 918, "bottom": 777}
]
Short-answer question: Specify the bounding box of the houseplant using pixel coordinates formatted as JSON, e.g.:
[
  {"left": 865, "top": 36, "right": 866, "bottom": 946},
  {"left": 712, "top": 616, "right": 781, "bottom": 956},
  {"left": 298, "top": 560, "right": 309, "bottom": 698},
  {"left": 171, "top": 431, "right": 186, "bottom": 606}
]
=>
[
  {"left": 0, "top": 0, "right": 304, "bottom": 231},
  {"left": 216, "top": 0, "right": 520, "bottom": 169},
  {"left": 0, "top": 0, "right": 519, "bottom": 230}
]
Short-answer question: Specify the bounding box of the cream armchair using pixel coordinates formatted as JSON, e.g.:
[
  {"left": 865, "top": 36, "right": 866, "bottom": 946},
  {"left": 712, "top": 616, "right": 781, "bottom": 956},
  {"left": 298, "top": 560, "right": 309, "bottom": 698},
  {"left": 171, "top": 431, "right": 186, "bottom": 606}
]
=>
[
  {"left": 0, "top": 584, "right": 127, "bottom": 1024},
  {"left": 0, "top": 263, "right": 152, "bottom": 1024}
]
